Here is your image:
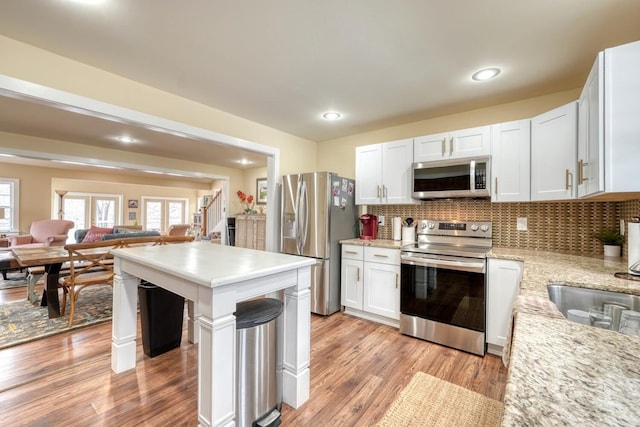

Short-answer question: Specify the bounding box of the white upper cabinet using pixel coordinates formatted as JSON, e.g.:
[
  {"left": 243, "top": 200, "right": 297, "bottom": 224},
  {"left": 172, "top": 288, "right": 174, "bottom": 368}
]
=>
[
  {"left": 577, "top": 40, "right": 640, "bottom": 198},
  {"left": 355, "top": 144, "right": 383, "bottom": 205},
  {"left": 490, "top": 120, "right": 531, "bottom": 202},
  {"left": 355, "top": 139, "right": 415, "bottom": 205},
  {"left": 414, "top": 125, "right": 490, "bottom": 162},
  {"left": 530, "top": 101, "right": 578, "bottom": 201}
]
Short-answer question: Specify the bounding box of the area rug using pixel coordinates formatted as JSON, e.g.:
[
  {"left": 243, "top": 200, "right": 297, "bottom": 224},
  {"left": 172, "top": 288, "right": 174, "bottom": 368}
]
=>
[
  {"left": 0, "top": 285, "right": 113, "bottom": 350},
  {"left": 0, "top": 271, "right": 28, "bottom": 290},
  {"left": 377, "top": 372, "right": 503, "bottom": 427}
]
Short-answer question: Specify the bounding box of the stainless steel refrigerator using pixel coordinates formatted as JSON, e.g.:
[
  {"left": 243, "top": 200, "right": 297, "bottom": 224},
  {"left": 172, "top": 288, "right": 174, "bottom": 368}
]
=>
[{"left": 281, "top": 172, "right": 358, "bottom": 315}]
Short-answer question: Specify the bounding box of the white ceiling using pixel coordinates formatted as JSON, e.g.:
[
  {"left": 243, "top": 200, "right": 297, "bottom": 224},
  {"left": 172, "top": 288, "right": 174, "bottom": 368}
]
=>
[{"left": 0, "top": 0, "right": 640, "bottom": 169}]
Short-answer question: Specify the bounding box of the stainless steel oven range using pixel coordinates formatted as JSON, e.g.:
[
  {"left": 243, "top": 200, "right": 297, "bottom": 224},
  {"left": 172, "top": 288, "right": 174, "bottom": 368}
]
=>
[{"left": 400, "top": 219, "right": 492, "bottom": 356}]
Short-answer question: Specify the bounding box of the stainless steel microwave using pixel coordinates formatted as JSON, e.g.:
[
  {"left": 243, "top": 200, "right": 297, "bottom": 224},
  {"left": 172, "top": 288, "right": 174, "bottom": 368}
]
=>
[{"left": 412, "top": 156, "right": 491, "bottom": 199}]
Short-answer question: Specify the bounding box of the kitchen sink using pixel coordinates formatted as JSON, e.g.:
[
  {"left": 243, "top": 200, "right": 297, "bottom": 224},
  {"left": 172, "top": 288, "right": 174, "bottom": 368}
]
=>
[
  {"left": 548, "top": 284, "right": 640, "bottom": 316},
  {"left": 548, "top": 283, "right": 640, "bottom": 331}
]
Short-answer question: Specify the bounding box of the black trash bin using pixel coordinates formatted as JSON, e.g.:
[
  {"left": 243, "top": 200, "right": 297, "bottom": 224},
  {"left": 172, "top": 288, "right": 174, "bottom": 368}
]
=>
[
  {"left": 235, "top": 298, "right": 283, "bottom": 427},
  {"left": 138, "top": 280, "right": 185, "bottom": 357}
]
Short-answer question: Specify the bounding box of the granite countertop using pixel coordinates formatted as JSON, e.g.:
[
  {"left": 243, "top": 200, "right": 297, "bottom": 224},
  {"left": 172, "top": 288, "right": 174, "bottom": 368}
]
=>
[
  {"left": 489, "top": 247, "right": 640, "bottom": 426},
  {"left": 340, "top": 238, "right": 409, "bottom": 249}
]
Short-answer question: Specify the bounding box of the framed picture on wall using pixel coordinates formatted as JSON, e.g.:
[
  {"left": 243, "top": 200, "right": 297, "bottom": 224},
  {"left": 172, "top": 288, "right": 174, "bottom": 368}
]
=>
[
  {"left": 129, "top": 212, "right": 136, "bottom": 221},
  {"left": 256, "top": 178, "right": 267, "bottom": 205},
  {"left": 128, "top": 199, "right": 138, "bottom": 209}
]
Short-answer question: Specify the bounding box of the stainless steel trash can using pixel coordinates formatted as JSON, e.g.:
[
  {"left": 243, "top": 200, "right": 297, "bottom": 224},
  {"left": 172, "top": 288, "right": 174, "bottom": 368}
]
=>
[{"left": 235, "top": 298, "right": 283, "bottom": 427}]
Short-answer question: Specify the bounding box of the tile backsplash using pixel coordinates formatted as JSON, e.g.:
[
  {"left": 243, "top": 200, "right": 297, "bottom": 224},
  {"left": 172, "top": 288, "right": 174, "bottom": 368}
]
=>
[{"left": 369, "top": 198, "right": 640, "bottom": 256}]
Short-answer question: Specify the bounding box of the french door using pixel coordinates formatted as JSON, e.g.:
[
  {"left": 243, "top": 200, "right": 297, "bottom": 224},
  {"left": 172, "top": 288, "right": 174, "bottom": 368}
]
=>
[
  {"left": 62, "top": 194, "right": 122, "bottom": 241},
  {"left": 142, "top": 197, "right": 187, "bottom": 232}
]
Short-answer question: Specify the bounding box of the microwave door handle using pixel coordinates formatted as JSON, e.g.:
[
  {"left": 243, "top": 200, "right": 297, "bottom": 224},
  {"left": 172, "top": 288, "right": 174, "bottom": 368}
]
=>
[{"left": 470, "top": 160, "right": 476, "bottom": 191}]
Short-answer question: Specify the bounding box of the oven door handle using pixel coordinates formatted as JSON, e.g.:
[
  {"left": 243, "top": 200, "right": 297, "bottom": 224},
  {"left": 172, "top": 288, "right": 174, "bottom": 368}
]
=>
[{"left": 401, "top": 255, "right": 485, "bottom": 273}]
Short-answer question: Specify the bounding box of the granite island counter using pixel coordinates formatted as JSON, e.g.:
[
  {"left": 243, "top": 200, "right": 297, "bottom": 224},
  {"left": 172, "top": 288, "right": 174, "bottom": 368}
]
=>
[
  {"left": 489, "top": 248, "right": 640, "bottom": 426},
  {"left": 110, "top": 242, "right": 315, "bottom": 427}
]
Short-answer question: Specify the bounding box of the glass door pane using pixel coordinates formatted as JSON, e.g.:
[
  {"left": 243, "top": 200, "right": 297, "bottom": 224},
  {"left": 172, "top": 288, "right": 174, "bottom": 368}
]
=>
[
  {"left": 93, "top": 197, "right": 119, "bottom": 228},
  {"left": 64, "top": 196, "right": 90, "bottom": 242},
  {"left": 168, "top": 201, "right": 185, "bottom": 225},
  {"left": 145, "top": 201, "right": 162, "bottom": 231}
]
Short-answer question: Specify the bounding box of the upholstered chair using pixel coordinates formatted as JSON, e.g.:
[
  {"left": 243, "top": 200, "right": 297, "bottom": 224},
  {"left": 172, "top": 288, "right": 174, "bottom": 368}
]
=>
[
  {"left": 8, "top": 219, "right": 75, "bottom": 248},
  {"left": 166, "top": 224, "right": 190, "bottom": 237}
]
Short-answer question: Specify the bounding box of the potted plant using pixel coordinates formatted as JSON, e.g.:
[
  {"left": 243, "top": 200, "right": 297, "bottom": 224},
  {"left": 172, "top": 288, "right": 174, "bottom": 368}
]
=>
[{"left": 593, "top": 228, "right": 623, "bottom": 257}]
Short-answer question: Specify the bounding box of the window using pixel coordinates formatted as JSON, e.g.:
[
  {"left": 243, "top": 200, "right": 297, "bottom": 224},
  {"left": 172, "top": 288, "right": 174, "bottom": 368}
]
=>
[
  {"left": 142, "top": 197, "right": 187, "bottom": 232},
  {"left": 0, "top": 178, "right": 19, "bottom": 232}
]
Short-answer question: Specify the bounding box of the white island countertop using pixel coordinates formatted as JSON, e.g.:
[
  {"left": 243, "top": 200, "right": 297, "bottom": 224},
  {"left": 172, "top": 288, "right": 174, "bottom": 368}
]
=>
[{"left": 111, "top": 241, "right": 316, "bottom": 288}]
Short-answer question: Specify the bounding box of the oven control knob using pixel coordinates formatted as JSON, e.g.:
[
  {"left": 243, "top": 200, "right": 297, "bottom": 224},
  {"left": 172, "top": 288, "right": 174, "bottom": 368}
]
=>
[
  {"left": 428, "top": 222, "right": 435, "bottom": 229},
  {"left": 480, "top": 225, "right": 489, "bottom": 232},
  {"left": 470, "top": 224, "right": 479, "bottom": 231}
]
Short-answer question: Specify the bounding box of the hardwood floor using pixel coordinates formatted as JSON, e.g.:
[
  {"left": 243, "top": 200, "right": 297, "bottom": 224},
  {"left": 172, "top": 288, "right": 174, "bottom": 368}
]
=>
[{"left": 0, "top": 285, "right": 508, "bottom": 426}]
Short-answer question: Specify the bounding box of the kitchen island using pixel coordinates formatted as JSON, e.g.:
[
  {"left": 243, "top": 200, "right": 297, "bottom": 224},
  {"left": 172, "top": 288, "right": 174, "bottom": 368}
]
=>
[
  {"left": 490, "top": 248, "right": 640, "bottom": 426},
  {"left": 110, "top": 242, "right": 315, "bottom": 427}
]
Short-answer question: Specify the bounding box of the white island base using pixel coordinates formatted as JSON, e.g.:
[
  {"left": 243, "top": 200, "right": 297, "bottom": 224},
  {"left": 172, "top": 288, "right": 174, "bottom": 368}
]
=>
[{"left": 109, "top": 242, "right": 314, "bottom": 426}]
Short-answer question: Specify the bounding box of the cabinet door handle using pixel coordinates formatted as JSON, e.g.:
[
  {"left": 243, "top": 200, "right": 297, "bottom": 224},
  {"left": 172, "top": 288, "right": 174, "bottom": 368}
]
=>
[
  {"left": 373, "top": 254, "right": 389, "bottom": 258},
  {"left": 357, "top": 267, "right": 360, "bottom": 282},
  {"left": 395, "top": 273, "right": 399, "bottom": 289},
  {"left": 494, "top": 177, "right": 498, "bottom": 195},
  {"left": 345, "top": 250, "right": 359, "bottom": 255},
  {"left": 577, "top": 159, "right": 583, "bottom": 184},
  {"left": 377, "top": 185, "right": 381, "bottom": 198},
  {"left": 383, "top": 185, "right": 387, "bottom": 198},
  {"left": 441, "top": 138, "right": 446, "bottom": 157},
  {"left": 449, "top": 137, "right": 454, "bottom": 155},
  {"left": 565, "top": 169, "right": 573, "bottom": 191},
  {"left": 578, "top": 159, "right": 588, "bottom": 183}
]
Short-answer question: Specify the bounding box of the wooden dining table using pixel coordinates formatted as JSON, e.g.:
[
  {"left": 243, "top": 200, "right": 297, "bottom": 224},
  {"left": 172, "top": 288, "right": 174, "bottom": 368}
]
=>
[{"left": 10, "top": 247, "right": 71, "bottom": 318}]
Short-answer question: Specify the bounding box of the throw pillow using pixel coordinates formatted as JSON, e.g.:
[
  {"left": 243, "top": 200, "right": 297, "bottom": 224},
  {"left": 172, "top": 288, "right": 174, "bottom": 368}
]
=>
[{"left": 81, "top": 226, "right": 113, "bottom": 243}]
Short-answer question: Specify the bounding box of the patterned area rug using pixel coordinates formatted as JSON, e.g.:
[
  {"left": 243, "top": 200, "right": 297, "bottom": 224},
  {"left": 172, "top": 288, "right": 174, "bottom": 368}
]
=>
[
  {"left": 0, "top": 271, "right": 28, "bottom": 290},
  {"left": 377, "top": 372, "right": 503, "bottom": 427},
  {"left": 0, "top": 285, "right": 113, "bottom": 350}
]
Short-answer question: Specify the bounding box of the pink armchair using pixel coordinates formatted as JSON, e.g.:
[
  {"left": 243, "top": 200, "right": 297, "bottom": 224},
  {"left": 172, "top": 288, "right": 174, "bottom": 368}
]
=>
[
  {"left": 9, "top": 219, "right": 75, "bottom": 248},
  {"left": 165, "top": 224, "right": 190, "bottom": 237}
]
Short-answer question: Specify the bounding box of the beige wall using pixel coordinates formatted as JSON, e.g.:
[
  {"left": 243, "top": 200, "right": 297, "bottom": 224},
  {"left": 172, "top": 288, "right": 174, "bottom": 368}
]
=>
[{"left": 316, "top": 89, "right": 581, "bottom": 178}]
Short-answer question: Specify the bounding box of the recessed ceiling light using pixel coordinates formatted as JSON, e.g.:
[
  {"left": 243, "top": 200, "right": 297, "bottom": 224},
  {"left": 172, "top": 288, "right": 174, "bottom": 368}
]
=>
[
  {"left": 322, "top": 111, "right": 342, "bottom": 120},
  {"left": 68, "top": 0, "right": 106, "bottom": 4},
  {"left": 237, "top": 159, "right": 253, "bottom": 165},
  {"left": 117, "top": 136, "right": 136, "bottom": 143},
  {"left": 471, "top": 68, "right": 501, "bottom": 81}
]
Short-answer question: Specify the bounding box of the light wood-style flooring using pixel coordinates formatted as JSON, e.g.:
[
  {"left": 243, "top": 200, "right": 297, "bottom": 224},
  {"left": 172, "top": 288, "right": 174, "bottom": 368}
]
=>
[{"left": 0, "top": 284, "right": 508, "bottom": 426}]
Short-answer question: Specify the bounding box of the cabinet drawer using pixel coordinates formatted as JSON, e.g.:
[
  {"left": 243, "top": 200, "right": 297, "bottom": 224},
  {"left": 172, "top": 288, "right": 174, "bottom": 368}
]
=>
[
  {"left": 342, "top": 244, "right": 364, "bottom": 260},
  {"left": 364, "top": 246, "right": 400, "bottom": 265}
]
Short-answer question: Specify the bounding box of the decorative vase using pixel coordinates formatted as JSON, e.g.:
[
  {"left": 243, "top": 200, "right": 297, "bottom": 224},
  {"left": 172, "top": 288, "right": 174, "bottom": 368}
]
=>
[{"left": 603, "top": 245, "right": 621, "bottom": 257}]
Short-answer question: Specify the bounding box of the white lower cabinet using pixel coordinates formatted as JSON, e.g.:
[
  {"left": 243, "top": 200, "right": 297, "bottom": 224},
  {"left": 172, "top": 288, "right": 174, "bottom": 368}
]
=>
[
  {"left": 486, "top": 258, "right": 523, "bottom": 356},
  {"left": 341, "top": 244, "right": 400, "bottom": 327},
  {"left": 341, "top": 245, "right": 364, "bottom": 310}
]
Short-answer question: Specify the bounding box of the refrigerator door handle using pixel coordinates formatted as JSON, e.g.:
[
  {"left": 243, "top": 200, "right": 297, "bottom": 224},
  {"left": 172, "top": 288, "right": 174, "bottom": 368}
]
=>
[
  {"left": 294, "top": 174, "right": 303, "bottom": 254},
  {"left": 298, "top": 178, "right": 309, "bottom": 253}
]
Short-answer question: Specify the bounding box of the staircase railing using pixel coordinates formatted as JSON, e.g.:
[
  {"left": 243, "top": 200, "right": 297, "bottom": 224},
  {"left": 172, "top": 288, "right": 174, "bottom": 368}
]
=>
[{"left": 202, "top": 190, "right": 223, "bottom": 237}]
